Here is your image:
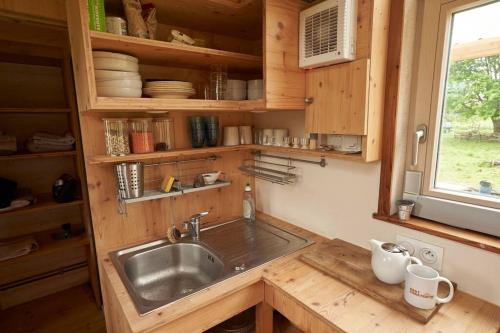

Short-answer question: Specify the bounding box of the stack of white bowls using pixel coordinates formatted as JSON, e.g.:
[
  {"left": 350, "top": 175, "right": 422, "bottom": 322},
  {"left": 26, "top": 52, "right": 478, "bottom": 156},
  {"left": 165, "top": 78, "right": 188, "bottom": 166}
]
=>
[
  {"left": 225, "top": 80, "right": 247, "bottom": 100},
  {"left": 93, "top": 51, "right": 142, "bottom": 97},
  {"left": 143, "top": 81, "right": 195, "bottom": 99},
  {"left": 247, "top": 79, "right": 263, "bottom": 100}
]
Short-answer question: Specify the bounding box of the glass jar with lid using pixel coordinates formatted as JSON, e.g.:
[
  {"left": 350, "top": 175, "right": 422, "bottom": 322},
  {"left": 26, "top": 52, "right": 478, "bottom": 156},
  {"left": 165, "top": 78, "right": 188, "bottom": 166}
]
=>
[
  {"left": 152, "top": 118, "right": 174, "bottom": 151},
  {"left": 102, "top": 118, "right": 130, "bottom": 156},
  {"left": 130, "top": 118, "right": 154, "bottom": 154}
]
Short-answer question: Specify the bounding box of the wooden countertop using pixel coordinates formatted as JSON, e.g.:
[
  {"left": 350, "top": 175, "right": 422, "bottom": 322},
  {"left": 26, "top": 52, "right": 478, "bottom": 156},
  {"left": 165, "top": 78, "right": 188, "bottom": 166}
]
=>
[{"left": 101, "top": 213, "right": 500, "bottom": 333}]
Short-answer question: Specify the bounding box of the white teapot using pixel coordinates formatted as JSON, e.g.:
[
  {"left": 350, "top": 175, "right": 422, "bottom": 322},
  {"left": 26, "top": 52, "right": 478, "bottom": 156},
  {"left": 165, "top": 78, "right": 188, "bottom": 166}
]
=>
[{"left": 369, "top": 239, "right": 422, "bottom": 284}]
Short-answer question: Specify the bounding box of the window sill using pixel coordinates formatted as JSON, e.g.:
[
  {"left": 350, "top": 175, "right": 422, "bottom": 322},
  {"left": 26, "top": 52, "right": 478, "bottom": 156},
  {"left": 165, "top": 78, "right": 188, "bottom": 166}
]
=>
[{"left": 372, "top": 213, "right": 500, "bottom": 254}]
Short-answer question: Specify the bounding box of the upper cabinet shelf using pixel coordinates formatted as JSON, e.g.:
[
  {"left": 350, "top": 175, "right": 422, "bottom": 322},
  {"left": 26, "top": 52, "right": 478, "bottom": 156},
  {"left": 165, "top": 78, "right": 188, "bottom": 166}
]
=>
[
  {"left": 66, "top": 0, "right": 307, "bottom": 112},
  {"left": 90, "top": 31, "right": 262, "bottom": 74}
]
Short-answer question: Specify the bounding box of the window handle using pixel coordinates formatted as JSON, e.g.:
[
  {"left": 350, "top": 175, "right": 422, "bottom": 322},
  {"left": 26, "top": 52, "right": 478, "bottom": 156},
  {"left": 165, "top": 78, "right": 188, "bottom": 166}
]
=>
[{"left": 412, "top": 124, "right": 427, "bottom": 166}]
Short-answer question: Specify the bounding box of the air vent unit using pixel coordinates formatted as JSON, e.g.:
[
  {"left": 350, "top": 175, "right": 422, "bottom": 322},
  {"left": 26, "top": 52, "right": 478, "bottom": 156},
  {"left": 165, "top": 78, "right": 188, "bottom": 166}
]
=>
[{"left": 299, "top": 0, "right": 356, "bottom": 68}]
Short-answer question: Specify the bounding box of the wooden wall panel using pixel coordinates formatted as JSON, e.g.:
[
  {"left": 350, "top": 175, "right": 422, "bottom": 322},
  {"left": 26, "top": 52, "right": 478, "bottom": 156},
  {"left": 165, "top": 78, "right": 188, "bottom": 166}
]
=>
[{"left": 0, "top": 0, "right": 66, "bottom": 25}]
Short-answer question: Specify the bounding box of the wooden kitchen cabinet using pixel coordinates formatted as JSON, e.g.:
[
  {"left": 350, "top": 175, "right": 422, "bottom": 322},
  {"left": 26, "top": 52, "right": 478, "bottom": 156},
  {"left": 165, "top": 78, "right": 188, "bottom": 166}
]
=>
[
  {"left": 305, "top": 59, "right": 370, "bottom": 135},
  {"left": 304, "top": 0, "right": 390, "bottom": 162},
  {"left": 263, "top": 0, "right": 306, "bottom": 110}
]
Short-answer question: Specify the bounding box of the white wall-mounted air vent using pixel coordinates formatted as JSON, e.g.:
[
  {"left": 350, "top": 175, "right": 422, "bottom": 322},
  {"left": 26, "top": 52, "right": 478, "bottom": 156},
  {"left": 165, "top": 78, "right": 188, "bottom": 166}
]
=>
[{"left": 299, "top": 0, "right": 357, "bottom": 69}]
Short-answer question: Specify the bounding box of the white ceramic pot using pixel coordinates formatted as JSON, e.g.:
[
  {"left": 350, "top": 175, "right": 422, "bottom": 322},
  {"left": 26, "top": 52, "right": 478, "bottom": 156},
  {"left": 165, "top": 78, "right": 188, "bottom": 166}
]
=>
[
  {"left": 223, "top": 127, "right": 240, "bottom": 146},
  {"left": 96, "top": 79, "right": 143, "bottom": 89},
  {"left": 369, "top": 239, "right": 422, "bottom": 284}
]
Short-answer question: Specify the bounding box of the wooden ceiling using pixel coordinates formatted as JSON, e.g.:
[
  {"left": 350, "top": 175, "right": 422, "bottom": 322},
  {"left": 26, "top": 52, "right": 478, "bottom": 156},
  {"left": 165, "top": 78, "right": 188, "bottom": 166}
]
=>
[{"left": 105, "top": 0, "right": 262, "bottom": 40}]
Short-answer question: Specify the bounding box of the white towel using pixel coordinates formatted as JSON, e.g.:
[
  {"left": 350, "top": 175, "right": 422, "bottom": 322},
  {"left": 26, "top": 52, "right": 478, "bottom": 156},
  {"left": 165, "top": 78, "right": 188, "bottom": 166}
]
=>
[
  {"left": 31, "top": 132, "right": 75, "bottom": 145},
  {"left": 0, "top": 237, "right": 39, "bottom": 262}
]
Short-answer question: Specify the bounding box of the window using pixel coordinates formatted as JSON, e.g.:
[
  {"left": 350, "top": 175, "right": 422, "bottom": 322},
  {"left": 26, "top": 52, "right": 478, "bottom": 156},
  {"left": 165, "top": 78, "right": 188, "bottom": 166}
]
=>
[{"left": 405, "top": 0, "right": 499, "bottom": 236}]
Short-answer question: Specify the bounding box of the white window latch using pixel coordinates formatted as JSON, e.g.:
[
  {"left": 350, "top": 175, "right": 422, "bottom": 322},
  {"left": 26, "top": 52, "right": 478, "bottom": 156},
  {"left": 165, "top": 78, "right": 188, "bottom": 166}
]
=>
[{"left": 412, "top": 124, "right": 427, "bottom": 166}]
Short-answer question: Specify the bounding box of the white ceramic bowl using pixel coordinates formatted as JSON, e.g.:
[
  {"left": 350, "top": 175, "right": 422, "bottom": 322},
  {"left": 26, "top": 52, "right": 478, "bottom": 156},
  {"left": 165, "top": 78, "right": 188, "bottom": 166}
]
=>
[
  {"left": 96, "top": 79, "right": 142, "bottom": 89},
  {"left": 247, "top": 79, "right": 263, "bottom": 89},
  {"left": 92, "top": 51, "right": 138, "bottom": 63},
  {"left": 96, "top": 86, "right": 142, "bottom": 97},
  {"left": 95, "top": 70, "right": 141, "bottom": 80},
  {"left": 202, "top": 171, "right": 221, "bottom": 185},
  {"left": 247, "top": 88, "right": 263, "bottom": 100},
  {"left": 93, "top": 57, "right": 139, "bottom": 72}
]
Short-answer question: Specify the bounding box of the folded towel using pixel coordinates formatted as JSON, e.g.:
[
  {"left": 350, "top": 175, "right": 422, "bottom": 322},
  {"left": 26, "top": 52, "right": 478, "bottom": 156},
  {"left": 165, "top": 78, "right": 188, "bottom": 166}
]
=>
[
  {"left": 26, "top": 141, "right": 73, "bottom": 153},
  {"left": 31, "top": 132, "right": 75, "bottom": 145},
  {"left": 0, "top": 236, "right": 39, "bottom": 262}
]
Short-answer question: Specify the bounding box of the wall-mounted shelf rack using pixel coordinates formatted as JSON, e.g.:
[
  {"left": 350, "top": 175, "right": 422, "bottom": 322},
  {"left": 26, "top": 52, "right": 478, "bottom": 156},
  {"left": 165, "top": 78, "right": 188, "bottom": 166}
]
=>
[
  {"left": 0, "top": 151, "right": 76, "bottom": 162},
  {"left": 121, "top": 181, "right": 231, "bottom": 204}
]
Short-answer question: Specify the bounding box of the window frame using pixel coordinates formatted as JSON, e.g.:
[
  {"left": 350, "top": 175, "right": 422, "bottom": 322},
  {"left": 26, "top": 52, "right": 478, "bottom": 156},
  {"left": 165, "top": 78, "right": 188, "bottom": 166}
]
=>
[{"left": 409, "top": 0, "right": 500, "bottom": 210}]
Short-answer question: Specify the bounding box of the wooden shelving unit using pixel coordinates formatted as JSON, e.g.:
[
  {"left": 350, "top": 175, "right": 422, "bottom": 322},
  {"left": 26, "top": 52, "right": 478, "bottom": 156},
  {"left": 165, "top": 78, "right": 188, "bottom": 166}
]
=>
[
  {"left": 89, "top": 97, "right": 265, "bottom": 112},
  {"left": 88, "top": 146, "right": 248, "bottom": 165},
  {"left": 0, "top": 150, "right": 76, "bottom": 161},
  {"left": 87, "top": 144, "right": 368, "bottom": 166},
  {"left": 248, "top": 145, "right": 366, "bottom": 163},
  {"left": 0, "top": 26, "right": 100, "bottom": 307},
  {"left": 90, "top": 31, "right": 262, "bottom": 74},
  {"left": 0, "top": 194, "right": 83, "bottom": 218},
  {"left": 0, "top": 108, "right": 71, "bottom": 113}
]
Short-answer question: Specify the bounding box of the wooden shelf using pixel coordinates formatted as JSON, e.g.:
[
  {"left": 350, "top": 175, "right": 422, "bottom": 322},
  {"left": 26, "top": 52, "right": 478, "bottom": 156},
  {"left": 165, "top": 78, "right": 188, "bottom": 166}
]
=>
[
  {"left": 0, "top": 151, "right": 76, "bottom": 161},
  {"left": 247, "top": 145, "right": 366, "bottom": 163},
  {"left": 0, "top": 108, "right": 71, "bottom": 113},
  {"left": 88, "top": 146, "right": 249, "bottom": 165},
  {"left": 123, "top": 181, "right": 231, "bottom": 204},
  {"left": 84, "top": 97, "right": 265, "bottom": 112},
  {"left": 88, "top": 145, "right": 370, "bottom": 165},
  {"left": 90, "top": 31, "right": 262, "bottom": 74},
  {"left": 0, "top": 194, "right": 83, "bottom": 218}
]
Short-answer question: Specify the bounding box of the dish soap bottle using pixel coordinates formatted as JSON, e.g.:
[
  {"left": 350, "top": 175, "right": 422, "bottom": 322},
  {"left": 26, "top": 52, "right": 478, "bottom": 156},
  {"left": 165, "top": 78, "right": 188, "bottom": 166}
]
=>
[{"left": 243, "top": 183, "right": 255, "bottom": 222}]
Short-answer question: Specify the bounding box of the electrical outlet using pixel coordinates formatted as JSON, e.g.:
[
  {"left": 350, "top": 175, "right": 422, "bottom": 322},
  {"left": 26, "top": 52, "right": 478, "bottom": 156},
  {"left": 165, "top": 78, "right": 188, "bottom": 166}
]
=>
[{"left": 396, "top": 235, "right": 444, "bottom": 271}]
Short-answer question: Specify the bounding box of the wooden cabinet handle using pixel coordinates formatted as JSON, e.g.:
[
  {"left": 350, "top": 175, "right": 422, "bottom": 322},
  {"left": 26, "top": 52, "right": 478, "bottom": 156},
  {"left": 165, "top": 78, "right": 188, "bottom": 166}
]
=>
[{"left": 305, "top": 97, "right": 314, "bottom": 104}]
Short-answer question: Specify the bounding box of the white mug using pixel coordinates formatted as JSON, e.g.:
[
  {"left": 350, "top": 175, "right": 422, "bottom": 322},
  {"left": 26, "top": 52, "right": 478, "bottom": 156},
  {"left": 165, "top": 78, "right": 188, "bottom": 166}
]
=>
[{"left": 404, "top": 264, "right": 454, "bottom": 309}]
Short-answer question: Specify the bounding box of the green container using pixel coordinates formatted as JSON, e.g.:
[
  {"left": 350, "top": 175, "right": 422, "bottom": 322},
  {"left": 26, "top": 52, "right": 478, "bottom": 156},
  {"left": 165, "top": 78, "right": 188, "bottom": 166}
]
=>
[{"left": 88, "top": 0, "right": 106, "bottom": 32}]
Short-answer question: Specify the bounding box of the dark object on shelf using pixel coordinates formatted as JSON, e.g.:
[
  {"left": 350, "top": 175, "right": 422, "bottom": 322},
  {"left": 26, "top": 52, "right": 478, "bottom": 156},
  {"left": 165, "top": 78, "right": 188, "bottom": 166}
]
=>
[
  {"left": 51, "top": 223, "right": 85, "bottom": 240},
  {"left": 0, "top": 177, "right": 17, "bottom": 209},
  {"left": 190, "top": 116, "right": 206, "bottom": 148},
  {"left": 193, "top": 174, "right": 206, "bottom": 188},
  {"left": 205, "top": 116, "right": 219, "bottom": 147},
  {"left": 52, "top": 174, "right": 78, "bottom": 203}
]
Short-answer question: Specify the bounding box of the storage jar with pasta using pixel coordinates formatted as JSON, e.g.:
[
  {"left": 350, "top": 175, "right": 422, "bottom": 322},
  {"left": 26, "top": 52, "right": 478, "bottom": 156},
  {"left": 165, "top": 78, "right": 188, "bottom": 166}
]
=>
[
  {"left": 103, "top": 118, "right": 130, "bottom": 156},
  {"left": 130, "top": 118, "right": 154, "bottom": 153}
]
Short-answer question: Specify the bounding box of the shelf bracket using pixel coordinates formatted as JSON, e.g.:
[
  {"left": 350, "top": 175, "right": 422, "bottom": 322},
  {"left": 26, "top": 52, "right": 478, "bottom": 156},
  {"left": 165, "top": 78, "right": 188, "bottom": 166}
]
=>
[{"left": 253, "top": 151, "right": 327, "bottom": 168}]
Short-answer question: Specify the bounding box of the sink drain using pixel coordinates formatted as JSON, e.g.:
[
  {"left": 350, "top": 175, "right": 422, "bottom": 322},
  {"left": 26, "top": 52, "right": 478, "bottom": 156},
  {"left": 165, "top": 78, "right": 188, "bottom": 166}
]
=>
[{"left": 180, "top": 288, "right": 194, "bottom": 294}]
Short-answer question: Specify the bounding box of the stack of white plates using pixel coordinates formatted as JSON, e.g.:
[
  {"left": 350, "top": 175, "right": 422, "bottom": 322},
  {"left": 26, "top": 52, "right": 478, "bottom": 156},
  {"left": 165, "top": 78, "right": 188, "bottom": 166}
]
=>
[
  {"left": 93, "top": 51, "right": 142, "bottom": 98},
  {"left": 143, "top": 81, "right": 195, "bottom": 99}
]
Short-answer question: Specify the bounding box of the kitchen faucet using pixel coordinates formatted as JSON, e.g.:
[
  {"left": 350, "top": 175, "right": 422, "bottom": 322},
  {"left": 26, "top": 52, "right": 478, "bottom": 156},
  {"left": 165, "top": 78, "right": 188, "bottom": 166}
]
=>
[{"left": 184, "top": 211, "right": 208, "bottom": 241}]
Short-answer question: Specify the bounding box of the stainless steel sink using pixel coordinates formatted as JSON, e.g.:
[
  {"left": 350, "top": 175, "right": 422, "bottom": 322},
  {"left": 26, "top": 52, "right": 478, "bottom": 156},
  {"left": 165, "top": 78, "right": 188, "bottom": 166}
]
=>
[{"left": 110, "top": 219, "right": 311, "bottom": 315}]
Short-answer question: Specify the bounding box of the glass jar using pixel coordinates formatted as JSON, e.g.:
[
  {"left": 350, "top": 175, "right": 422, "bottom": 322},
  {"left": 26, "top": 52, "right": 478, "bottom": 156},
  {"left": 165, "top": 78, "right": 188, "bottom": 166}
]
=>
[
  {"left": 152, "top": 118, "right": 174, "bottom": 151},
  {"left": 209, "top": 64, "right": 227, "bottom": 100},
  {"left": 130, "top": 118, "right": 154, "bottom": 154},
  {"left": 102, "top": 118, "right": 130, "bottom": 156}
]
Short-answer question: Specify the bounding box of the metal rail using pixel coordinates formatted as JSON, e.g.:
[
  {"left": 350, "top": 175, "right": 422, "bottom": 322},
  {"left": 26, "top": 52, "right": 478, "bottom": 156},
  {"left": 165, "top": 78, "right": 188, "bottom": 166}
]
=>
[
  {"left": 144, "top": 154, "right": 218, "bottom": 167},
  {"left": 253, "top": 151, "right": 326, "bottom": 167}
]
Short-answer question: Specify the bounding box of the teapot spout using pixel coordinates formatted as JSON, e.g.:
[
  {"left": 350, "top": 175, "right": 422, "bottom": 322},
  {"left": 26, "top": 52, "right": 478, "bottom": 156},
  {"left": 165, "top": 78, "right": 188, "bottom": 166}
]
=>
[{"left": 369, "top": 239, "right": 383, "bottom": 251}]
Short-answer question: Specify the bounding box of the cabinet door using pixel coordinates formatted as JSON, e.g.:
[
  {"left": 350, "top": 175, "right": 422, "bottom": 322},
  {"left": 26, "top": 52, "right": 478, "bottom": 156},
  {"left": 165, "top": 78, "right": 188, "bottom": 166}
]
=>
[
  {"left": 264, "top": 0, "right": 306, "bottom": 110},
  {"left": 305, "top": 59, "right": 370, "bottom": 135}
]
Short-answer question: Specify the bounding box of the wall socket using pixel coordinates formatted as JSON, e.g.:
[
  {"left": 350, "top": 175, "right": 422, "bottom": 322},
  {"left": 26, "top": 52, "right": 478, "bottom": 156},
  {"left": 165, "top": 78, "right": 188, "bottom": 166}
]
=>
[{"left": 396, "top": 235, "right": 444, "bottom": 271}]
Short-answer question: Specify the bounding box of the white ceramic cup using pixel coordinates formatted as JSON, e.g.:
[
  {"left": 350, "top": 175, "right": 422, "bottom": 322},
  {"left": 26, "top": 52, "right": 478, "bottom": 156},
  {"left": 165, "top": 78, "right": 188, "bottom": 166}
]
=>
[
  {"left": 223, "top": 127, "right": 240, "bottom": 146},
  {"left": 273, "top": 129, "right": 289, "bottom": 146},
  {"left": 404, "top": 264, "right": 454, "bottom": 310},
  {"left": 239, "top": 126, "right": 252, "bottom": 145}
]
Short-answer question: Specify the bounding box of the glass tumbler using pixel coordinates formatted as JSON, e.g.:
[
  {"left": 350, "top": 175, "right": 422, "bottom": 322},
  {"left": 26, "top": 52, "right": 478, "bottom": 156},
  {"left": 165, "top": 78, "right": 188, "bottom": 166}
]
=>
[
  {"left": 153, "top": 118, "right": 174, "bottom": 151},
  {"left": 103, "top": 118, "right": 130, "bottom": 156},
  {"left": 205, "top": 116, "right": 219, "bottom": 147},
  {"left": 190, "top": 116, "right": 206, "bottom": 148},
  {"left": 130, "top": 118, "right": 154, "bottom": 154},
  {"left": 209, "top": 64, "right": 227, "bottom": 100}
]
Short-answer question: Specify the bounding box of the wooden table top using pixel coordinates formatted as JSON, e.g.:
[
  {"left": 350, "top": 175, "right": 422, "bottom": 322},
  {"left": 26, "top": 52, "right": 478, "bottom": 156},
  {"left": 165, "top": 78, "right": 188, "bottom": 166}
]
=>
[{"left": 102, "top": 212, "right": 500, "bottom": 333}]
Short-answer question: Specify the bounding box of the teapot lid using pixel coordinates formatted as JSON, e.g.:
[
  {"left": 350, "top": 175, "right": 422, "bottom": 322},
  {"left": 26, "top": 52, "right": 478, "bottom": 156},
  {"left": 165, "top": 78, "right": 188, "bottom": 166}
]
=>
[{"left": 381, "top": 243, "right": 408, "bottom": 254}]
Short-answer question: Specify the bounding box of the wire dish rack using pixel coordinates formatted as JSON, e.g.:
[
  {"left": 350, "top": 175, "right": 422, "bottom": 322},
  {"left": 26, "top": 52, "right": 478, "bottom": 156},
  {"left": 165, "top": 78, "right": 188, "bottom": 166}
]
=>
[{"left": 239, "top": 158, "right": 297, "bottom": 185}]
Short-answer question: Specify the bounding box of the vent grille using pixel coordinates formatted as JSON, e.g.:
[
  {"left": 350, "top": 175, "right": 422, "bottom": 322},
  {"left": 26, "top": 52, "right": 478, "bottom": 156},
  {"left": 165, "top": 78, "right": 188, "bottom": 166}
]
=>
[{"left": 304, "top": 6, "right": 338, "bottom": 58}]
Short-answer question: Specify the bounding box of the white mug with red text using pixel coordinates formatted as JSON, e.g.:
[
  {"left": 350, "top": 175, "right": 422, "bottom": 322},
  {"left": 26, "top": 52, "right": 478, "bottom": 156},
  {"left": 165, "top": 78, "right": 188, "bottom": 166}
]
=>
[{"left": 404, "top": 264, "right": 454, "bottom": 309}]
